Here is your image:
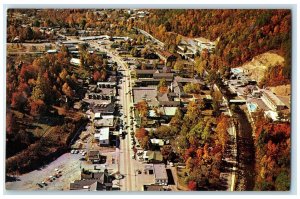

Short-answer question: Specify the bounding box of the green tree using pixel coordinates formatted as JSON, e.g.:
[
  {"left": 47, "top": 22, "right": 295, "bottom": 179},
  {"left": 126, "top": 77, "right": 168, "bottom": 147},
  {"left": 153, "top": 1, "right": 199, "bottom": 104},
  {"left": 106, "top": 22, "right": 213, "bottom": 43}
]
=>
[
  {"left": 31, "top": 75, "right": 46, "bottom": 101},
  {"left": 174, "top": 60, "right": 184, "bottom": 72},
  {"left": 183, "top": 83, "right": 201, "bottom": 94},
  {"left": 158, "top": 78, "right": 168, "bottom": 93},
  {"left": 275, "top": 171, "right": 290, "bottom": 191}
]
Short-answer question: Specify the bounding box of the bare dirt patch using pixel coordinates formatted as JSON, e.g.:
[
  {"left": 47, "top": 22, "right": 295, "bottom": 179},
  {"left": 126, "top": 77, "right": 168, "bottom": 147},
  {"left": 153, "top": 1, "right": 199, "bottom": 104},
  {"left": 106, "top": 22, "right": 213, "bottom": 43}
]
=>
[
  {"left": 268, "top": 84, "right": 291, "bottom": 96},
  {"left": 241, "top": 52, "right": 284, "bottom": 83}
]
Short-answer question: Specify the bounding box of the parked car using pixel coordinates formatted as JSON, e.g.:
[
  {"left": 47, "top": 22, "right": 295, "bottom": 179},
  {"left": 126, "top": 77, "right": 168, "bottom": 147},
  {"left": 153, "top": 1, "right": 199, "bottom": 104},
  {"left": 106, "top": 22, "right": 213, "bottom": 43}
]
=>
[
  {"left": 71, "top": 150, "right": 75, "bottom": 154},
  {"left": 41, "top": 181, "right": 47, "bottom": 186}
]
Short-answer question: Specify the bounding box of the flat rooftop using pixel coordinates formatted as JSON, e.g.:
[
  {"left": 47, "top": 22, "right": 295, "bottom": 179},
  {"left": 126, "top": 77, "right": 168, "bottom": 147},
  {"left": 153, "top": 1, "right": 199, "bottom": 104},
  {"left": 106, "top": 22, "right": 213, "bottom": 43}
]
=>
[
  {"left": 133, "top": 87, "right": 159, "bottom": 107},
  {"left": 153, "top": 164, "right": 168, "bottom": 180}
]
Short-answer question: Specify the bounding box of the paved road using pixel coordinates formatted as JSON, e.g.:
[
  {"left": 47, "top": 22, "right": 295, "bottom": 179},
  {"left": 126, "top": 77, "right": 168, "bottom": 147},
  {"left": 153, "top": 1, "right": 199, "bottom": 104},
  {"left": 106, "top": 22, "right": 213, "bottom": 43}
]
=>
[
  {"left": 89, "top": 40, "right": 138, "bottom": 191},
  {"left": 112, "top": 48, "right": 137, "bottom": 191}
]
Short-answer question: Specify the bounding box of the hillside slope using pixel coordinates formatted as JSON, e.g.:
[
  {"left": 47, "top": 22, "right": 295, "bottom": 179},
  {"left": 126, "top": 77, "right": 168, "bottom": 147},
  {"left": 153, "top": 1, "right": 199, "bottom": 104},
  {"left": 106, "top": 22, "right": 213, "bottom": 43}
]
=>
[
  {"left": 136, "top": 9, "right": 291, "bottom": 87},
  {"left": 241, "top": 52, "right": 284, "bottom": 83}
]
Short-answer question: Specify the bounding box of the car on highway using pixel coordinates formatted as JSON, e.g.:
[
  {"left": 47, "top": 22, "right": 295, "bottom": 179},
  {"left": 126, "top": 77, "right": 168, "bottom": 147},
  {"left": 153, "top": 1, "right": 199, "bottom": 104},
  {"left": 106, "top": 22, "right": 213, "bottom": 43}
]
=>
[
  {"left": 121, "top": 132, "right": 126, "bottom": 139},
  {"left": 138, "top": 157, "right": 144, "bottom": 161}
]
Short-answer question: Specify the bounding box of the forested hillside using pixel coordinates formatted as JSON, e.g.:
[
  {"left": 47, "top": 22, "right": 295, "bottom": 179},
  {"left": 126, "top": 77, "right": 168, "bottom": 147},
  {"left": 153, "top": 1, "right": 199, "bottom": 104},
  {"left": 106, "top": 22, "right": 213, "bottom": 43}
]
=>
[{"left": 135, "top": 9, "right": 291, "bottom": 86}]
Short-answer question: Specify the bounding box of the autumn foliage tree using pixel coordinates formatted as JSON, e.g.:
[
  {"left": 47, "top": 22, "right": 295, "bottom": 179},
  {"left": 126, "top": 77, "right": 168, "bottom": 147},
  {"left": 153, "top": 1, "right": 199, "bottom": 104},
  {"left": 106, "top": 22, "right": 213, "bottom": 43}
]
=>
[
  {"left": 29, "top": 99, "right": 46, "bottom": 116},
  {"left": 135, "top": 100, "right": 149, "bottom": 118},
  {"left": 254, "top": 122, "right": 290, "bottom": 191},
  {"left": 93, "top": 70, "right": 101, "bottom": 82},
  {"left": 62, "top": 82, "right": 74, "bottom": 98},
  {"left": 215, "top": 115, "right": 230, "bottom": 152},
  {"left": 188, "top": 181, "right": 197, "bottom": 191},
  {"left": 135, "top": 128, "right": 150, "bottom": 150}
]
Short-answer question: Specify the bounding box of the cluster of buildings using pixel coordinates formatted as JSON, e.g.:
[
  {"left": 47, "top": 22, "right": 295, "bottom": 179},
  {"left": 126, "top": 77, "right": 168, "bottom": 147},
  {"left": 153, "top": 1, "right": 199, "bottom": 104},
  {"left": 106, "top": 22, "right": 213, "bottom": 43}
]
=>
[
  {"left": 84, "top": 81, "right": 119, "bottom": 147},
  {"left": 225, "top": 67, "right": 290, "bottom": 122},
  {"left": 177, "top": 37, "right": 217, "bottom": 59},
  {"left": 70, "top": 169, "right": 113, "bottom": 191},
  {"left": 131, "top": 65, "right": 211, "bottom": 129}
]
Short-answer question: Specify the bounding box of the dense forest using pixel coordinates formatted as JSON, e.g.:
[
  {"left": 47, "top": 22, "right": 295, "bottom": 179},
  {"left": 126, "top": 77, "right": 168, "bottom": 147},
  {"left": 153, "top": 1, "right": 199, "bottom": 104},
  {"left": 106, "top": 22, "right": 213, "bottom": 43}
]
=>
[
  {"left": 253, "top": 112, "right": 290, "bottom": 191},
  {"left": 135, "top": 9, "right": 291, "bottom": 86},
  {"left": 6, "top": 43, "right": 108, "bottom": 173}
]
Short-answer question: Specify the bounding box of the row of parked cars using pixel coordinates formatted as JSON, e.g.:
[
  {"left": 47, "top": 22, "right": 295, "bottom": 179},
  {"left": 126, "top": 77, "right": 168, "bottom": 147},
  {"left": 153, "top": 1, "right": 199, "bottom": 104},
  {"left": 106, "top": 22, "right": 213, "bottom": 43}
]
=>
[
  {"left": 71, "top": 149, "right": 86, "bottom": 156},
  {"left": 36, "top": 169, "right": 62, "bottom": 188}
]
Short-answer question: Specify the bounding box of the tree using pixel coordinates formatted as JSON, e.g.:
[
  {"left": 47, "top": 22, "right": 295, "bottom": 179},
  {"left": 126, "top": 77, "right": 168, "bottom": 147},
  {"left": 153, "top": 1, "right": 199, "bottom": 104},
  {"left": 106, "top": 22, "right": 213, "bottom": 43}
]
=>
[
  {"left": 275, "top": 171, "right": 290, "bottom": 191},
  {"left": 188, "top": 180, "right": 197, "bottom": 191},
  {"left": 32, "top": 19, "right": 40, "bottom": 27},
  {"left": 155, "top": 125, "right": 172, "bottom": 139},
  {"left": 31, "top": 74, "right": 50, "bottom": 101},
  {"left": 11, "top": 91, "right": 27, "bottom": 111},
  {"left": 136, "top": 100, "right": 148, "bottom": 118},
  {"left": 135, "top": 128, "right": 148, "bottom": 139},
  {"left": 59, "top": 68, "right": 68, "bottom": 81},
  {"left": 215, "top": 115, "right": 229, "bottom": 151},
  {"left": 158, "top": 78, "right": 168, "bottom": 93},
  {"left": 93, "top": 71, "right": 101, "bottom": 82},
  {"left": 183, "top": 83, "right": 201, "bottom": 94},
  {"left": 80, "top": 19, "right": 87, "bottom": 29},
  {"left": 62, "top": 82, "right": 74, "bottom": 97},
  {"left": 29, "top": 99, "right": 46, "bottom": 116},
  {"left": 185, "top": 101, "right": 202, "bottom": 125},
  {"left": 174, "top": 60, "right": 184, "bottom": 72},
  {"left": 130, "top": 47, "right": 140, "bottom": 57}
]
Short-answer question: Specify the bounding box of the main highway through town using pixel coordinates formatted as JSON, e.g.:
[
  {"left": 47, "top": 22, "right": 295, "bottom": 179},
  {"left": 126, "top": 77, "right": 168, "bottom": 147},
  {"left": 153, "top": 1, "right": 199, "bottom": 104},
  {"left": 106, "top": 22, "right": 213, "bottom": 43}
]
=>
[{"left": 89, "top": 40, "right": 138, "bottom": 191}]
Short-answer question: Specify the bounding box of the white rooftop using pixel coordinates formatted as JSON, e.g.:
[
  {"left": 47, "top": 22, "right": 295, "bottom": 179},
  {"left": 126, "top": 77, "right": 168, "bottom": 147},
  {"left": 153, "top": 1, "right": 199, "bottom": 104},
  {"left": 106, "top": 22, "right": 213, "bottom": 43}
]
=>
[
  {"left": 95, "top": 112, "right": 101, "bottom": 119},
  {"left": 94, "top": 127, "right": 110, "bottom": 140}
]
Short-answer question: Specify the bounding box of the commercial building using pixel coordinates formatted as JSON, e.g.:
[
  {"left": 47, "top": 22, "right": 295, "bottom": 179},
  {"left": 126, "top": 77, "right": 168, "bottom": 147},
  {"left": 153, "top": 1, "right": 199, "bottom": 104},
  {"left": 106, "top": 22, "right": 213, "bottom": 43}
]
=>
[
  {"left": 153, "top": 164, "right": 168, "bottom": 186},
  {"left": 94, "top": 127, "right": 110, "bottom": 146},
  {"left": 261, "top": 90, "right": 286, "bottom": 111},
  {"left": 70, "top": 169, "right": 112, "bottom": 191}
]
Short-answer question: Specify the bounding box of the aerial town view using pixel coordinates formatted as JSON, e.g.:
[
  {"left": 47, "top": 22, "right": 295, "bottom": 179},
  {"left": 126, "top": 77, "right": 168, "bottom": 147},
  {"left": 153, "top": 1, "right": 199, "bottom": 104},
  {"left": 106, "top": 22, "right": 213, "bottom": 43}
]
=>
[{"left": 5, "top": 9, "right": 291, "bottom": 191}]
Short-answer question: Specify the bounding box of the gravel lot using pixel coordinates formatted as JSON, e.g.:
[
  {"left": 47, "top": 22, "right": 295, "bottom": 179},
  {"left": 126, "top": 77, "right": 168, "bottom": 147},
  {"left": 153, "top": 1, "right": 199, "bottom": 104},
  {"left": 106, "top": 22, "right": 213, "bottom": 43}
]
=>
[
  {"left": 6, "top": 148, "right": 118, "bottom": 191},
  {"left": 6, "top": 153, "right": 84, "bottom": 191}
]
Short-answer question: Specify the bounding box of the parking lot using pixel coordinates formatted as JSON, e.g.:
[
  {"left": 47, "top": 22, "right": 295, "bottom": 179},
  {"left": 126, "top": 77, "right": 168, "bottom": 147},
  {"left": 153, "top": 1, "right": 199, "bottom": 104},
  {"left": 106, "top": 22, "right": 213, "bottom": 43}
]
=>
[{"left": 6, "top": 148, "right": 118, "bottom": 191}]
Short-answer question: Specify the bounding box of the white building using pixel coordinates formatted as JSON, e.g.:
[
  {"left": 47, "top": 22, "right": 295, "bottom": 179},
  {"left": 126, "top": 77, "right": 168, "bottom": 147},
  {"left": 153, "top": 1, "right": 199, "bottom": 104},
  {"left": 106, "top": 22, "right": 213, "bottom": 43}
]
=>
[
  {"left": 194, "top": 37, "right": 216, "bottom": 53},
  {"left": 94, "top": 127, "right": 110, "bottom": 146},
  {"left": 70, "top": 58, "right": 81, "bottom": 66},
  {"left": 94, "top": 112, "right": 101, "bottom": 120},
  {"left": 261, "top": 90, "right": 286, "bottom": 111}
]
